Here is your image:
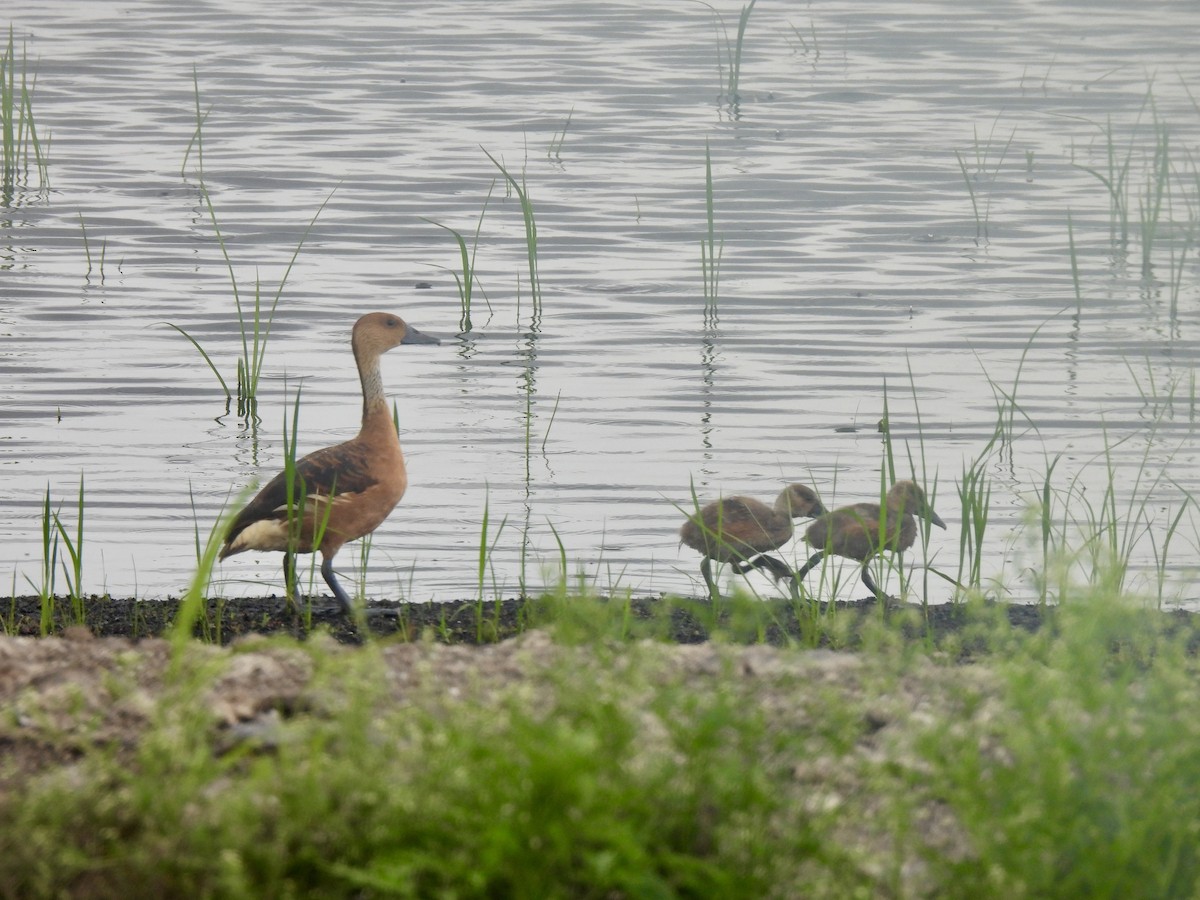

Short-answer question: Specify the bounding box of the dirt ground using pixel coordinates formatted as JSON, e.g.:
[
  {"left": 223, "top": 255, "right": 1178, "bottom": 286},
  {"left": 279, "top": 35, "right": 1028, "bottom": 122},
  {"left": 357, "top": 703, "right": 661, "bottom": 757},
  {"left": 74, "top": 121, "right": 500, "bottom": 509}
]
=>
[
  {"left": 2, "top": 592, "right": 1193, "bottom": 802},
  {"left": 0, "top": 592, "right": 1045, "bottom": 777},
  {"left": 4, "top": 591, "right": 1199, "bottom": 895}
]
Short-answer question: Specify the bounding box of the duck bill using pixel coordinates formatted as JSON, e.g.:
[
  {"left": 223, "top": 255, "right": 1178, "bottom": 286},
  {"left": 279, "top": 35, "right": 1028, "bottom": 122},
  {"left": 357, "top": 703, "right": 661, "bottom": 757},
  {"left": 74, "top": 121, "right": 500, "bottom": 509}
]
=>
[{"left": 402, "top": 325, "right": 441, "bottom": 345}]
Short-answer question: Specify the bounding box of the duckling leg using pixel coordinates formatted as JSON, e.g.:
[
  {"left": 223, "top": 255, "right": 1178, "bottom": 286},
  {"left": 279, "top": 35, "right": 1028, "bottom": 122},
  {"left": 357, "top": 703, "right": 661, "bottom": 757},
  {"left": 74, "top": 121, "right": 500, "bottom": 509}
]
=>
[
  {"left": 731, "top": 555, "right": 800, "bottom": 600},
  {"left": 858, "top": 563, "right": 887, "bottom": 602},
  {"left": 700, "top": 557, "right": 720, "bottom": 599},
  {"left": 758, "top": 556, "right": 800, "bottom": 600},
  {"left": 321, "top": 556, "right": 356, "bottom": 616},
  {"left": 794, "top": 551, "right": 826, "bottom": 583}
]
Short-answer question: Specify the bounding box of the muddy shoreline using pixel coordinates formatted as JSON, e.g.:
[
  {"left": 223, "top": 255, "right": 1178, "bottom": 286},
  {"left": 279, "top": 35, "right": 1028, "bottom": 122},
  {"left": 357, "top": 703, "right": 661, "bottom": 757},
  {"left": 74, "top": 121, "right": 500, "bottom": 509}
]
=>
[{"left": 5, "top": 593, "right": 1056, "bottom": 647}]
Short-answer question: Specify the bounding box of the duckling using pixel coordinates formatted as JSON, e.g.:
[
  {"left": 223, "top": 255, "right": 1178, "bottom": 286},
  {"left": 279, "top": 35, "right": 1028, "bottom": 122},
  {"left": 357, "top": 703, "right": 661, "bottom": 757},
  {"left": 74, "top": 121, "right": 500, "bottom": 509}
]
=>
[
  {"left": 680, "top": 483, "right": 825, "bottom": 599},
  {"left": 219, "top": 312, "right": 440, "bottom": 615},
  {"left": 796, "top": 479, "right": 946, "bottom": 601}
]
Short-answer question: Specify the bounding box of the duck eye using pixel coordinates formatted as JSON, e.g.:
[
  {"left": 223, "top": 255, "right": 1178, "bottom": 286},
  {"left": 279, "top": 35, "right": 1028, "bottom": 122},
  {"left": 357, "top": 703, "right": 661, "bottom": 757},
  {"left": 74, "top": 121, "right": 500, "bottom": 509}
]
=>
[{"left": 385, "top": 317, "right": 399, "bottom": 328}]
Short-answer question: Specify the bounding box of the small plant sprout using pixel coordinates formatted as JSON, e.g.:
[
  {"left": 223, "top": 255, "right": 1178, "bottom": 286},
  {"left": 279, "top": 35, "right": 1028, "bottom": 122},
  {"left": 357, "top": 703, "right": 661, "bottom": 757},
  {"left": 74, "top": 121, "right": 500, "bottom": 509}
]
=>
[
  {"left": 701, "top": 138, "right": 723, "bottom": 315},
  {"left": 547, "top": 106, "right": 573, "bottom": 160},
  {"left": 78, "top": 212, "right": 106, "bottom": 281},
  {"left": 955, "top": 118, "right": 1017, "bottom": 241},
  {"left": 786, "top": 19, "right": 820, "bottom": 62},
  {"left": 421, "top": 179, "right": 496, "bottom": 333},
  {"left": 483, "top": 147, "right": 542, "bottom": 313},
  {"left": 167, "top": 72, "right": 336, "bottom": 417},
  {"left": 692, "top": 0, "right": 758, "bottom": 105}
]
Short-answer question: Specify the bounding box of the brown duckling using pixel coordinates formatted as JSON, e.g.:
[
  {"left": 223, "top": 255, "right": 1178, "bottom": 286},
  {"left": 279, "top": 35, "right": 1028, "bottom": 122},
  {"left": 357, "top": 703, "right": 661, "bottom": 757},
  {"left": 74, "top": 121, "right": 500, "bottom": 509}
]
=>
[
  {"left": 796, "top": 479, "right": 946, "bottom": 601},
  {"left": 681, "top": 483, "right": 825, "bottom": 598}
]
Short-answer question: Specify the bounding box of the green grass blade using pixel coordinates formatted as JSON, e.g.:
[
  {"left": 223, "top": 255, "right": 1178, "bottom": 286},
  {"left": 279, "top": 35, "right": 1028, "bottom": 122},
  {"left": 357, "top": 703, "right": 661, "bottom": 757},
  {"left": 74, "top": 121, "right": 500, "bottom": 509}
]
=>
[{"left": 159, "top": 323, "right": 232, "bottom": 400}]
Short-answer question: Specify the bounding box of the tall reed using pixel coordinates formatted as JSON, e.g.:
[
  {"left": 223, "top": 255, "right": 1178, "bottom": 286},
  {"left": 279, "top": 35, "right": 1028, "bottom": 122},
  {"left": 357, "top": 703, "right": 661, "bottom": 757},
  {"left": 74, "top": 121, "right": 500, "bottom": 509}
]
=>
[
  {"left": 483, "top": 147, "right": 542, "bottom": 313},
  {"left": 170, "top": 72, "right": 334, "bottom": 417},
  {"left": 422, "top": 179, "right": 495, "bottom": 333},
  {"left": 701, "top": 138, "right": 722, "bottom": 317},
  {"left": 547, "top": 106, "right": 573, "bottom": 160},
  {"left": 693, "top": 0, "right": 758, "bottom": 104},
  {"left": 0, "top": 25, "right": 49, "bottom": 199},
  {"left": 955, "top": 118, "right": 1016, "bottom": 240}
]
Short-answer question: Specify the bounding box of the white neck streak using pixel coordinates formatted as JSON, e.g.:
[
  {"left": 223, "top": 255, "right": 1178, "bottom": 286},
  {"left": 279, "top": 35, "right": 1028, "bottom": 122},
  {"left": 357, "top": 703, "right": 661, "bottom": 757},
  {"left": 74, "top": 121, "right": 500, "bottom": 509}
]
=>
[{"left": 357, "top": 351, "right": 390, "bottom": 426}]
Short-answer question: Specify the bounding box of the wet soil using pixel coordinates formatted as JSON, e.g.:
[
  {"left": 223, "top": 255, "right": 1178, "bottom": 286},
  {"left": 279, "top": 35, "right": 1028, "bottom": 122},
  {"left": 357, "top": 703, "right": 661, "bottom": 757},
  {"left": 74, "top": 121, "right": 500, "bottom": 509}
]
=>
[{"left": 5, "top": 592, "right": 1052, "bottom": 647}]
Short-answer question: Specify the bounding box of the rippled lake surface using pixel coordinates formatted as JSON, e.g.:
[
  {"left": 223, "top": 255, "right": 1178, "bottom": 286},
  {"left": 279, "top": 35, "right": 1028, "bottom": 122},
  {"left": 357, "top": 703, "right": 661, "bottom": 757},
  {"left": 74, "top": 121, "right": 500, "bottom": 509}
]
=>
[{"left": 4, "top": 0, "right": 1200, "bottom": 605}]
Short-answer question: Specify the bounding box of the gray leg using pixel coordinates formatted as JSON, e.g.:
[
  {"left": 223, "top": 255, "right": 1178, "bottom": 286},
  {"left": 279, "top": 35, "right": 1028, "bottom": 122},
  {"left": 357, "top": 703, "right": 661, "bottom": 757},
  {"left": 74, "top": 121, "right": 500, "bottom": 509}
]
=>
[
  {"left": 859, "top": 562, "right": 886, "bottom": 601},
  {"left": 794, "top": 551, "right": 826, "bottom": 582},
  {"left": 321, "top": 556, "right": 355, "bottom": 616},
  {"left": 283, "top": 552, "right": 301, "bottom": 606},
  {"left": 700, "top": 557, "right": 720, "bottom": 599},
  {"left": 731, "top": 555, "right": 800, "bottom": 599}
]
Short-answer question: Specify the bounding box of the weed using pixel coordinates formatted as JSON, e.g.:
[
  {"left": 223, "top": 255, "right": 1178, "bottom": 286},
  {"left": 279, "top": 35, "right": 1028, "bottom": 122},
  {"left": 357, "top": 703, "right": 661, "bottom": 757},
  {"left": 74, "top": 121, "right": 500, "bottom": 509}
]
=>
[
  {"left": 955, "top": 117, "right": 1017, "bottom": 240},
  {"left": 547, "top": 105, "right": 573, "bottom": 160},
  {"left": 483, "top": 147, "right": 541, "bottom": 313},
  {"left": 0, "top": 25, "right": 49, "bottom": 199},
  {"left": 78, "top": 213, "right": 106, "bottom": 281},
  {"left": 168, "top": 73, "right": 335, "bottom": 416},
  {"left": 475, "top": 488, "right": 508, "bottom": 605},
  {"left": 701, "top": 138, "right": 723, "bottom": 315},
  {"left": 786, "top": 19, "right": 821, "bottom": 63},
  {"left": 918, "top": 593, "right": 1200, "bottom": 897},
  {"left": 422, "top": 179, "right": 496, "bottom": 332},
  {"left": 692, "top": 0, "right": 758, "bottom": 105}
]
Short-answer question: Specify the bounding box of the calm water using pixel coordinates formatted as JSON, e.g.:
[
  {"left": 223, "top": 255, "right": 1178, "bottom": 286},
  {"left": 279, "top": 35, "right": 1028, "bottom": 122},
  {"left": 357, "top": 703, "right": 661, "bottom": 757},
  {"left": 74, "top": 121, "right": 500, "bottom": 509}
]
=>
[{"left": 4, "top": 1, "right": 1200, "bottom": 605}]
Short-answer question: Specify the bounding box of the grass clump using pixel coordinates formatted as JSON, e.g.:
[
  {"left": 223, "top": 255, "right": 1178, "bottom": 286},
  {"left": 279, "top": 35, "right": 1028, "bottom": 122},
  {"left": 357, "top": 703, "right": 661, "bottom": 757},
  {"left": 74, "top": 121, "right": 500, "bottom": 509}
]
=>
[
  {"left": 1, "top": 24, "right": 49, "bottom": 200},
  {"left": 914, "top": 589, "right": 1200, "bottom": 897},
  {"left": 5, "top": 586, "right": 1200, "bottom": 896},
  {"left": 168, "top": 74, "right": 333, "bottom": 417},
  {"left": 0, "top": 632, "right": 860, "bottom": 897}
]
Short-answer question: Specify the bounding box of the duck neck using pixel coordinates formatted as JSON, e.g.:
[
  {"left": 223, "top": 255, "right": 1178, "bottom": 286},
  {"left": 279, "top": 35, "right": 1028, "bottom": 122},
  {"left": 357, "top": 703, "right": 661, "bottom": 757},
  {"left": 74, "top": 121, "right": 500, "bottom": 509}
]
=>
[
  {"left": 884, "top": 497, "right": 915, "bottom": 522},
  {"left": 357, "top": 352, "right": 393, "bottom": 434}
]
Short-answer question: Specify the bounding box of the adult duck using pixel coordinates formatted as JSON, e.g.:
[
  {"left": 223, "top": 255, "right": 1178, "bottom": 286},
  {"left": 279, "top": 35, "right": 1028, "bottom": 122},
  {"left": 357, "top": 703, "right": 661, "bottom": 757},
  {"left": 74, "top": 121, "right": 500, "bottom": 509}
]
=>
[{"left": 220, "top": 312, "right": 439, "bottom": 614}]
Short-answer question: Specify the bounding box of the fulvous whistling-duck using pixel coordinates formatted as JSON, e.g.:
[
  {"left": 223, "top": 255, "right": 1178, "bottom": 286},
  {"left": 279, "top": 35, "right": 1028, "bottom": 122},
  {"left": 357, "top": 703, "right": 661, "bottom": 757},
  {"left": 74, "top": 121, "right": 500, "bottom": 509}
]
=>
[
  {"left": 680, "top": 483, "right": 825, "bottom": 599},
  {"left": 796, "top": 479, "right": 946, "bottom": 601},
  {"left": 219, "top": 312, "right": 440, "bottom": 614}
]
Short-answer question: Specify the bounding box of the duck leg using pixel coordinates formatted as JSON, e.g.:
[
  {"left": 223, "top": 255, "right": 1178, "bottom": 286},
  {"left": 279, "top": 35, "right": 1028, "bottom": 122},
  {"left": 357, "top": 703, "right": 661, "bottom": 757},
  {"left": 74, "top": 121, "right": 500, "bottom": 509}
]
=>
[
  {"left": 321, "top": 556, "right": 355, "bottom": 616},
  {"left": 282, "top": 552, "right": 301, "bottom": 607}
]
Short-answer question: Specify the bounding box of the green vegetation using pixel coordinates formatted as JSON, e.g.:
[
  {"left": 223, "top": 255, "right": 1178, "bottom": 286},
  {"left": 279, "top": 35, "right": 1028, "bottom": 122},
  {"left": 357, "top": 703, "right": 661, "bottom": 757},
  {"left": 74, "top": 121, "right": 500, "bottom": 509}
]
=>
[
  {"left": 5, "top": 586, "right": 1200, "bottom": 897},
  {"left": 546, "top": 105, "right": 573, "bottom": 160},
  {"left": 167, "top": 75, "right": 334, "bottom": 417},
  {"left": 0, "top": 25, "right": 48, "bottom": 201},
  {"left": 484, "top": 147, "right": 542, "bottom": 314},
  {"left": 1066, "top": 84, "right": 1199, "bottom": 288},
  {"left": 701, "top": 138, "right": 722, "bottom": 316},
  {"left": 24, "top": 477, "right": 88, "bottom": 634},
  {"left": 955, "top": 117, "right": 1017, "bottom": 241},
  {"left": 694, "top": 0, "right": 758, "bottom": 104},
  {"left": 77, "top": 212, "right": 106, "bottom": 280},
  {"left": 423, "top": 197, "right": 492, "bottom": 333}
]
